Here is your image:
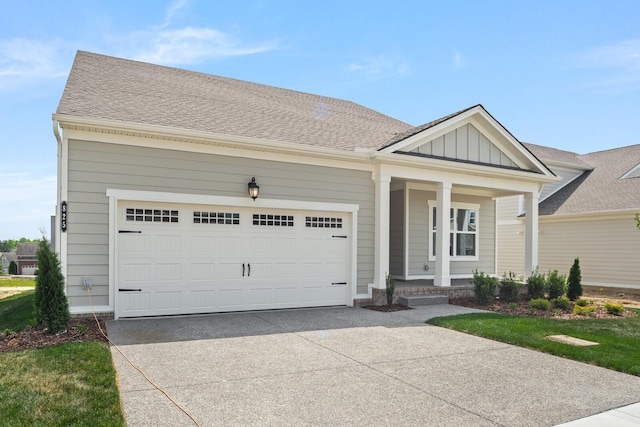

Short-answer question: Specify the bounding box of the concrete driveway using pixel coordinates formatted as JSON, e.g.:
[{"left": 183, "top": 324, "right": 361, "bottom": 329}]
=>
[{"left": 106, "top": 306, "right": 640, "bottom": 426}]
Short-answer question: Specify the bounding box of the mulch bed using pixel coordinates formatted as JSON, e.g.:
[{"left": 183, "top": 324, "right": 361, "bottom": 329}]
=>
[
  {"left": 451, "top": 296, "right": 638, "bottom": 320},
  {"left": 0, "top": 318, "right": 108, "bottom": 353}
]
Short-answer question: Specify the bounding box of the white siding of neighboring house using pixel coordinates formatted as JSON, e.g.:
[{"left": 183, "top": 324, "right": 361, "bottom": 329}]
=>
[
  {"left": 65, "top": 139, "right": 375, "bottom": 309},
  {"left": 407, "top": 189, "right": 496, "bottom": 278},
  {"left": 539, "top": 167, "right": 585, "bottom": 202},
  {"left": 538, "top": 215, "right": 640, "bottom": 288},
  {"left": 389, "top": 189, "right": 404, "bottom": 276}
]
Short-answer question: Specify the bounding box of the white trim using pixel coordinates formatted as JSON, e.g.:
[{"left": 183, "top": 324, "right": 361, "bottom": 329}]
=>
[
  {"left": 428, "top": 200, "right": 481, "bottom": 262},
  {"left": 540, "top": 209, "right": 638, "bottom": 223},
  {"left": 59, "top": 132, "right": 68, "bottom": 289},
  {"left": 403, "top": 185, "right": 410, "bottom": 279},
  {"left": 107, "top": 188, "right": 359, "bottom": 316},
  {"left": 56, "top": 117, "right": 373, "bottom": 172},
  {"left": 620, "top": 162, "right": 640, "bottom": 179}
]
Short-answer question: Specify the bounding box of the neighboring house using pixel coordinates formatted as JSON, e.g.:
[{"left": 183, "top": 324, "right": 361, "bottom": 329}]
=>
[
  {"left": 53, "top": 51, "right": 556, "bottom": 319},
  {"left": 1, "top": 252, "right": 16, "bottom": 274},
  {"left": 16, "top": 243, "right": 38, "bottom": 275},
  {"left": 497, "top": 143, "right": 640, "bottom": 288}
]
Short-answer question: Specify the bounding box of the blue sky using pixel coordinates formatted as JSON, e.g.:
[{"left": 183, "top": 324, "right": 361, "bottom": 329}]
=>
[{"left": 1, "top": 0, "right": 639, "bottom": 240}]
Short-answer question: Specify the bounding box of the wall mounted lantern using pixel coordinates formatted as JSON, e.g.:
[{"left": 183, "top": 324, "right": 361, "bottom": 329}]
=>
[{"left": 248, "top": 177, "right": 260, "bottom": 200}]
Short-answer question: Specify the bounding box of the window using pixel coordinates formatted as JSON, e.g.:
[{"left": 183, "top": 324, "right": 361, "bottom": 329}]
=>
[
  {"left": 193, "top": 211, "right": 240, "bottom": 225},
  {"left": 429, "top": 202, "right": 479, "bottom": 260},
  {"left": 126, "top": 208, "right": 178, "bottom": 223},
  {"left": 252, "top": 214, "right": 294, "bottom": 227},
  {"left": 305, "top": 216, "right": 342, "bottom": 228}
]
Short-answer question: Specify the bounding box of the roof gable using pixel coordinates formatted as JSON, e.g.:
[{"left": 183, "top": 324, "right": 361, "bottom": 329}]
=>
[{"left": 379, "top": 105, "right": 553, "bottom": 175}]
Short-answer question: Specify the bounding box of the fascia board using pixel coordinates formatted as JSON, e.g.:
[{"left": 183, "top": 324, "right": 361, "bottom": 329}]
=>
[
  {"left": 540, "top": 209, "right": 638, "bottom": 222},
  {"left": 53, "top": 114, "right": 372, "bottom": 165}
]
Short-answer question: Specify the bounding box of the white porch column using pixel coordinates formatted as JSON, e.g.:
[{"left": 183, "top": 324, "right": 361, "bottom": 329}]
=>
[
  {"left": 524, "top": 192, "right": 539, "bottom": 276},
  {"left": 373, "top": 171, "right": 391, "bottom": 289},
  {"left": 435, "top": 181, "right": 451, "bottom": 287}
]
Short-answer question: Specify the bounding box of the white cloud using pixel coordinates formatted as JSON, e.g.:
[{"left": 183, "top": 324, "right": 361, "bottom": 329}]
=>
[
  {"left": 0, "top": 39, "right": 68, "bottom": 90},
  {"left": 130, "top": 27, "right": 277, "bottom": 65},
  {"left": 156, "top": 0, "right": 190, "bottom": 29},
  {"left": 578, "top": 39, "right": 640, "bottom": 87},
  {"left": 346, "top": 55, "right": 410, "bottom": 79}
]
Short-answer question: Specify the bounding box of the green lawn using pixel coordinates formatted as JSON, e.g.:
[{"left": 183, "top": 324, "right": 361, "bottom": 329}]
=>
[
  {"left": 0, "top": 292, "right": 125, "bottom": 426},
  {"left": 0, "top": 279, "right": 35, "bottom": 288},
  {"left": 428, "top": 310, "right": 640, "bottom": 376},
  {"left": 0, "top": 342, "right": 125, "bottom": 426},
  {"left": 0, "top": 291, "right": 35, "bottom": 331}
]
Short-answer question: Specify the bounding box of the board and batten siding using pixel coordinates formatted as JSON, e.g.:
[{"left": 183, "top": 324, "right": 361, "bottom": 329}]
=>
[
  {"left": 65, "top": 139, "right": 375, "bottom": 309},
  {"left": 407, "top": 189, "right": 496, "bottom": 277},
  {"left": 389, "top": 189, "right": 404, "bottom": 276},
  {"left": 538, "top": 216, "right": 640, "bottom": 287}
]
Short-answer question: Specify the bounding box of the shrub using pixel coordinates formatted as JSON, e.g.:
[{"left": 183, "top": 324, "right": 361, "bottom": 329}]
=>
[
  {"left": 473, "top": 270, "right": 499, "bottom": 304},
  {"left": 498, "top": 271, "right": 521, "bottom": 302},
  {"left": 575, "top": 298, "right": 589, "bottom": 307},
  {"left": 567, "top": 258, "right": 583, "bottom": 301},
  {"left": 507, "top": 302, "right": 517, "bottom": 311},
  {"left": 385, "top": 273, "right": 395, "bottom": 308},
  {"left": 573, "top": 304, "right": 597, "bottom": 316},
  {"left": 604, "top": 302, "right": 624, "bottom": 315},
  {"left": 546, "top": 270, "right": 566, "bottom": 300},
  {"left": 34, "top": 239, "right": 70, "bottom": 333},
  {"left": 528, "top": 298, "right": 550, "bottom": 311},
  {"left": 551, "top": 297, "right": 571, "bottom": 310},
  {"left": 526, "top": 270, "right": 546, "bottom": 299},
  {"left": 8, "top": 260, "right": 17, "bottom": 275}
]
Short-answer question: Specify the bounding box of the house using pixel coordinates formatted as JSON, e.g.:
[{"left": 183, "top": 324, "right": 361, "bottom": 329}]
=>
[
  {"left": 497, "top": 143, "right": 640, "bottom": 288},
  {"left": 16, "top": 243, "right": 38, "bottom": 275},
  {"left": 1, "top": 252, "right": 16, "bottom": 274},
  {"left": 53, "top": 51, "right": 556, "bottom": 319}
]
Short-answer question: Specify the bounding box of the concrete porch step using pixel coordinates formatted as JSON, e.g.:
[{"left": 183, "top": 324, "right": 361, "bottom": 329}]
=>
[{"left": 398, "top": 295, "right": 449, "bottom": 307}]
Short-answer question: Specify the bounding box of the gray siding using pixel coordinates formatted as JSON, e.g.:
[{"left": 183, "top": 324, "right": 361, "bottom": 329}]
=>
[
  {"left": 496, "top": 196, "right": 525, "bottom": 277},
  {"left": 389, "top": 190, "right": 404, "bottom": 276},
  {"left": 412, "top": 124, "right": 515, "bottom": 167},
  {"left": 407, "top": 189, "right": 495, "bottom": 277},
  {"left": 540, "top": 168, "right": 584, "bottom": 201},
  {"left": 66, "top": 139, "right": 375, "bottom": 308}
]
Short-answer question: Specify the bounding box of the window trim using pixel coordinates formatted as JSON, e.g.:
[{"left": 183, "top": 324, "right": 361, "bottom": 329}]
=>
[{"left": 428, "top": 201, "right": 480, "bottom": 262}]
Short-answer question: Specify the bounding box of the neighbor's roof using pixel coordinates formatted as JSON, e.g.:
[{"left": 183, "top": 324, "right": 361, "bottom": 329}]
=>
[
  {"left": 530, "top": 144, "right": 640, "bottom": 215},
  {"left": 56, "top": 51, "right": 412, "bottom": 151},
  {"left": 523, "top": 143, "right": 592, "bottom": 169},
  {"left": 16, "top": 243, "right": 38, "bottom": 257}
]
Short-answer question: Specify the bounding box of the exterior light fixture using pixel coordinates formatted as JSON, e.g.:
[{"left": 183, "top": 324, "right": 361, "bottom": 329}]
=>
[{"left": 248, "top": 177, "right": 260, "bottom": 200}]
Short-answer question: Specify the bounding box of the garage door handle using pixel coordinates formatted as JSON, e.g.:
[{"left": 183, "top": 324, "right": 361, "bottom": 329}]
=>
[
  {"left": 119, "top": 230, "right": 142, "bottom": 234},
  {"left": 242, "top": 263, "right": 245, "bottom": 277},
  {"left": 331, "top": 282, "right": 347, "bottom": 285},
  {"left": 119, "top": 288, "right": 142, "bottom": 292},
  {"left": 332, "top": 235, "right": 347, "bottom": 238},
  {"left": 247, "top": 263, "right": 251, "bottom": 277}
]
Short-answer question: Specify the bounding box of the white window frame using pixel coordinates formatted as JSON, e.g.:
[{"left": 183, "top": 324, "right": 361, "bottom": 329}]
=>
[{"left": 428, "top": 201, "right": 480, "bottom": 262}]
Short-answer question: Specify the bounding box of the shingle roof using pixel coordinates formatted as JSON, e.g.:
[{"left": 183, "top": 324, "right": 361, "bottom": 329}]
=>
[
  {"left": 56, "top": 51, "right": 412, "bottom": 151},
  {"left": 16, "top": 243, "right": 38, "bottom": 257},
  {"left": 537, "top": 144, "right": 640, "bottom": 215},
  {"left": 523, "top": 143, "right": 592, "bottom": 169}
]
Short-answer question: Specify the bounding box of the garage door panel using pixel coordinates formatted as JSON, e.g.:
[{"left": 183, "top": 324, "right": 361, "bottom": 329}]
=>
[{"left": 117, "top": 203, "right": 351, "bottom": 318}]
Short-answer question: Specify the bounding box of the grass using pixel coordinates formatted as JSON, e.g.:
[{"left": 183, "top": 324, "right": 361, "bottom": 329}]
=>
[
  {"left": 0, "top": 291, "right": 125, "bottom": 426},
  {"left": 428, "top": 310, "right": 640, "bottom": 376},
  {"left": 0, "top": 291, "right": 35, "bottom": 332},
  {"left": 0, "top": 279, "right": 35, "bottom": 288},
  {"left": 0, "top": 342, "right": 125, "bottom": 426}
]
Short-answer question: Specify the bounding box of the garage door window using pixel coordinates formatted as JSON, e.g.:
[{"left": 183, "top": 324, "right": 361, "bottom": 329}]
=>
[
  {"left": 252, "top": 214, "right": 294, "bottom": 226},
  {"left": 126, "top": 208, "right": 178, "bottom": 223},
  {"left": 305, "top": 216, "right": 342, "bottom": 228},
  {"left": 194, "top": 211, "right": 240, "bottom": 225}
]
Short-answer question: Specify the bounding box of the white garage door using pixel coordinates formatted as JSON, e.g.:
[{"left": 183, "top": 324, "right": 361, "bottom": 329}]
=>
[{"left": 117, "top": 202, "right": 351, "bottom": 318}]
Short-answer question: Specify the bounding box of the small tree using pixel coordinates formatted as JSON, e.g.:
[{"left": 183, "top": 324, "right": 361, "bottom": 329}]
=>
[
  {"left": 546, "top": 269, "right": 566, "bottom": 300},
  {"left": 34, "top": 239, "right": 70, "bottom": 333},
  {"left": 526, "top": 269, "right": 546, "bottom": 299},
  {"left": 567, "top": 258, "right": 583, "bottom": 301},
  {"left": 385, "top": 273, "right": 395, "bottom": 308},
  {"left": 8, "top": 261, "right": 17, "bottom": 275}
]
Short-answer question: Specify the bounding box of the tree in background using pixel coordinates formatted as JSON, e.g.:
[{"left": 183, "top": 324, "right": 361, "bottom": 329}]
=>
[
  {"left": 636, "top": 213, "right": 640, "bottom": 230},
  {"left": 0, "top": 238, "right": 40, "bottom": 252},
  {"left": 34, "top": 239, "right": 70, "bottom": 333},
  {"left": 8, "top": 261, "right": 17, "bottom": 275},
  {"left": 567, "top": 258, "right": 583, "bottom": 301}
]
